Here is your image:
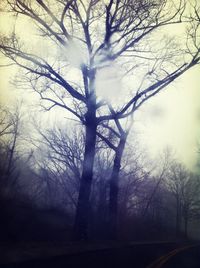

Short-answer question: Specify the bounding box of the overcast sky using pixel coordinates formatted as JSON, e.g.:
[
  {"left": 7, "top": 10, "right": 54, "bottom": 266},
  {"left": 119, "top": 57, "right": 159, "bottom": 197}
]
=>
[
  {"left": 134, "top": 66, "right": 200, "bottom": 170},
  {"left": 0, "top": 3, "right": 200, "bottom": 172}
]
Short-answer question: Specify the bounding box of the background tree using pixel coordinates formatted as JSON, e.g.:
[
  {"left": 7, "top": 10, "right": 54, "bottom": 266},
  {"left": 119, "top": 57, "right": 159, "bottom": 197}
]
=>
[
  {"left": 165, "top": 161, "right": 187, "bottom": 237},
  {"left": 31, "top": 123, "right": 84, "bottom": 212},
  {"left": 178, "top": 172, "right": 200, "bottom": 238},
  {"left": 0, "top": 105, "right": 22, "bottom": 199},
  {"left": 164, "top": 158, "right": 200, "bottom": 238}
]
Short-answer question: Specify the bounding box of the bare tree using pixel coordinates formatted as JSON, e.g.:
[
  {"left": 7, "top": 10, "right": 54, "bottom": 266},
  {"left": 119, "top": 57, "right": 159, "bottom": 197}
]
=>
[
  {"left": 0, "top": 105, "right": 21, "bottom": 198},
  {"left": 0, "top": 0, "right": 200, "bottom": 240},
  {"left": 164, "top": 161, "right": 200, "bottom": 238},
  {"left": 141, "top": 149, "right": 172, "bottom": 217},
  {"left": 29, "top": 123, "right": 84, "bottom": 211},
  {"left": 165, "top": 162, "right": 186, "bottom": 237},
  {"left": 180, "top": 172, "right": 200, "bottom": 238}
]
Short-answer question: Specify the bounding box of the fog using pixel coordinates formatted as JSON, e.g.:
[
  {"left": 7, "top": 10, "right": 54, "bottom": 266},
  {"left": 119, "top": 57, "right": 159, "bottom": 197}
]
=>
[{"left": 0, "top": 0, "right": 200, "bottom": 254}]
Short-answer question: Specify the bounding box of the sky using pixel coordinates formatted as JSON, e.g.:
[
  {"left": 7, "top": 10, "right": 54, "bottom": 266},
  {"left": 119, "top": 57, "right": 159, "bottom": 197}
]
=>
[
  {"left": 135, "top": 66, "right": 200, "bottom": 170},
  {"left": 0, "top": 1, "right": 200, "bottom": 171}
]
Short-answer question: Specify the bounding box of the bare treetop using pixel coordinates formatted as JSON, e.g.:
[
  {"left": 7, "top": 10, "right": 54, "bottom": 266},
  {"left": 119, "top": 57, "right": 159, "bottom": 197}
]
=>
[{"left": 1, "top": 0, "right": 199, "bottom": 123}]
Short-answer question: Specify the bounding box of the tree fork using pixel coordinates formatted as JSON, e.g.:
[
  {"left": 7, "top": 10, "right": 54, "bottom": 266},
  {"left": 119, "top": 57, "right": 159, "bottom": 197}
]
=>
[{"left": 109, "top": 135, "right": 127, "bottom": 240}]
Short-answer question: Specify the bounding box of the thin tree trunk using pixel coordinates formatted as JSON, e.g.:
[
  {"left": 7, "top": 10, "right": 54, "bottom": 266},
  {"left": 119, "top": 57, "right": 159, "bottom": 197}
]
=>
[
  {"left": 176, "top": 196, "right": 181, "bottom": 238},
  {"left": 73, "top": 105, "right": 97, "bottom": 240},
  {"left": 6, "top": 128, "right": 17, "bottom": 178},
  {"left": 184, "top": 216, "right": 188, "bottom": 239},
  {"left": 109, "top": 135, "right": 126, "bottom": 239}
]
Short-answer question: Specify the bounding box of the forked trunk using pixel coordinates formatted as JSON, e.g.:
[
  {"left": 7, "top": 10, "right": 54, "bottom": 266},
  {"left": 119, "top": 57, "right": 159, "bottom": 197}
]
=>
[{"left": 109, "top": 136, "right": 126, "bottom": 239}]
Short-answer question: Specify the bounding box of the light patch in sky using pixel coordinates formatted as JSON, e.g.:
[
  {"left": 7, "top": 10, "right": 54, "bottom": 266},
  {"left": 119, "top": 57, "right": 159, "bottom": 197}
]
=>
[
  {"left": 61, "top": 41, "right": 84, "bottom": 68},
  {"left": 95, "top": 64, "right": 122, "bottom": 102}
]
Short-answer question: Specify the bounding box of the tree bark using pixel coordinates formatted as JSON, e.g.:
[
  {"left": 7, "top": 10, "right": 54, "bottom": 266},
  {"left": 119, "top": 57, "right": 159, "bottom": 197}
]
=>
[
  {"left": 73, "top": 103, "right": 97, "bottom": 240},
  {"left": 109, "top": 135, "right": 126, "bottom": 239}
]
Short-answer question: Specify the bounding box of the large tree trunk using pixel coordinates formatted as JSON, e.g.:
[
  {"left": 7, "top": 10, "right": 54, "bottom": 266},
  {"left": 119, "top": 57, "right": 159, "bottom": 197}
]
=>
[
  {"left": 109, "top": 135, "right": 126, "bottom": 239},
  {"left": 73, "top": 104, "right": 97, "bottom": 240}
]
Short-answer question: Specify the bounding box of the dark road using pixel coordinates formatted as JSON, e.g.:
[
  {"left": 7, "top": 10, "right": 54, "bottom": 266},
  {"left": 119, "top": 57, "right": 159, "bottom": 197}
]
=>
[
  {"left": 156, "top": 244, "right": 200, "bottom": 268},
  {"left": 1, "top": 242, "right": 200, "bottom": 268}
]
